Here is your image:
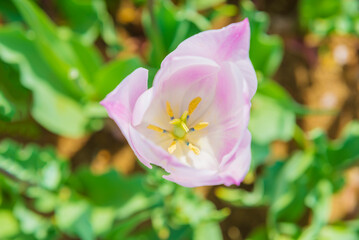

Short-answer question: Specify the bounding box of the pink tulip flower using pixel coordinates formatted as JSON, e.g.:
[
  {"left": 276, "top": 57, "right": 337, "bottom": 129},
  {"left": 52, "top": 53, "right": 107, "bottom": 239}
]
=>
[{"left": 101, "top": 19, "right": 257, "bottom": 187}]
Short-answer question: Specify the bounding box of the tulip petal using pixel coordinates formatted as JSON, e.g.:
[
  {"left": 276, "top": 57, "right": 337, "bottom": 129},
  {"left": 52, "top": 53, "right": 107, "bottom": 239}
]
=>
[
  {"left": 130, "top": 127, "right": 223, "bottom": 187},
  {"left": 162, "top": 19, "right": 257, "bottom": 98},
  {"left": 129, "top": 124, "right": 223, "bottom": 187},
  {"left": 236, "top": 58, "right": 257, "bottom": 99},
  {"left": 153, "top": 56, "right": 219, "bottom": 89},
  {"left": 134, "top": 56, "right": 220, "bottom": 131},
  {"left": 162, "top": 133, "right": 251, "bottom": 187},
  {"left": 163, "top": 167, "right": 223, "bottom": 187},
  {"left": 213, "top": 62, "right": 251, "bottom": 163},
  {"left": 188, "top": 62, "right": 251, "bottom": 168},
  {"left": 100, "top": 67, "right": 149, "bottom": 162},
  {"left": 219, "top": 130, "right": 252, "bottom": 186},
  {"left": 102, "top": 20, "right": 256, "bottom": 187},
  {"left": 163, "top": 19, "right": 250, "bottom": 64}
]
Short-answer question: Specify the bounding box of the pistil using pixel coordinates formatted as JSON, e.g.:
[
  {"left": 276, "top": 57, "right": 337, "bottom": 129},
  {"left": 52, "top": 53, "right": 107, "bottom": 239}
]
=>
[{"left": 147, "top": 97, "right": 209, "bottom": 155}]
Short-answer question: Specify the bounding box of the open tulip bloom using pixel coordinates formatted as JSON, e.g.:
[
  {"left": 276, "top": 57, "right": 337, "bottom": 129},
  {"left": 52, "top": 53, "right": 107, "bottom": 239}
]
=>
[{"left": 101, "top": 19, "right": 257, "bottom": 187}]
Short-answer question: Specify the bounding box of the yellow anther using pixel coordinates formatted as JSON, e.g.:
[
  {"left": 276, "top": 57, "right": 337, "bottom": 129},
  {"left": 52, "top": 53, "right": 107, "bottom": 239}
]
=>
[
  {"left": 148, "top": 124, "right": 166, "bottom": 133},
  {"left": 180, "top": 111, "right": 189, "bottom": 121},
  {"left": 188, "top": 143, "right": 200, "bottom": 155},
  {"left": 150, "top": 97, "right": 206, "bottom": 156},
  {"left": 168, "top": 141, "right": 177, "bottom": 154},
  {"left": 166, "top": 101, "right": 174, "bottom": 119},
  {"left": 188, "top": 97, "right": 201, "bottom": 115},
  {"left": 193, "top": 122, "right": 209, "bottom": 131}
]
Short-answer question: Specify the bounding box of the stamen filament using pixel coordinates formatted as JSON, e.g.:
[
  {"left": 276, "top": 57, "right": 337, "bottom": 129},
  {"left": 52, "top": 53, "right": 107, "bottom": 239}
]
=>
[
  {"left": 148, "top": 97, "right": 207, "bottom": 156},
  {"left": 166, "top": 101, "right": 174, "bottom": 120}
]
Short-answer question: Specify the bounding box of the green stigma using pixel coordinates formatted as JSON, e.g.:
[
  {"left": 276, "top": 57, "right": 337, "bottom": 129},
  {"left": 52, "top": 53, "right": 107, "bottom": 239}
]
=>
[
  {"left": 147, "top": 97, "right": 208, "bottom": 155},
  {"left": 170, "top": 111, "right": 189, "bottom": 139}
]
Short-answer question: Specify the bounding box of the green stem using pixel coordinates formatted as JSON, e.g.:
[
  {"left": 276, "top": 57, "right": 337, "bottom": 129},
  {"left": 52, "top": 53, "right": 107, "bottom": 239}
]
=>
[{"left": 147, "top": 0, "right": 167, "bottom": 64}]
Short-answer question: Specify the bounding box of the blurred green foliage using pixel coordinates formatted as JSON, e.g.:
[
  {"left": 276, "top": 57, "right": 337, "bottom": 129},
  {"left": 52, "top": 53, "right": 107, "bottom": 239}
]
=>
[
  {"left": 0, "top": 0, "right": 358, "bottom": 239},
  {"left": 55, "top": 0, "right": 121, "bottom": 53},
  {"left": 217, "top": 1, "right": 359, "bottom": 240},
  {"left": 0, "top": 140, "right": 227, "bottom": 240},
  {"left": 0, "top": 0, "right": 142, "bottom": 137},
  {"left": 218, "top": 122, "right": 359, "bottom": 239},
  {"left": 299, "top": 0, "right": 359, "bottom": 37}
]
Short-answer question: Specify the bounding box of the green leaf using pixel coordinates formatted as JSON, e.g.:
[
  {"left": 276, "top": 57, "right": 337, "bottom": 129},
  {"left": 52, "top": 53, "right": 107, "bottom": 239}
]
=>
[
  {"left": 56, "top": 200, "right": 94, "bottom": 240},
  {"left": 0, "top": 60, "right": 30, "bottom": 121},
  {"left": 2, "top": 0, "right": 110, "bottom": 136},
  {"left": 12, "top": 0, "right": 57, "bottom": 41},
  {"left": 169, "top": 187, "right": 229, "bottom": 226},
  {"left": 105, "top": 211, "right": 151, "bottom": 240},
  {"left": 144, "top": 167, "right": 227, "bottom": 239},
  {"left": 142, "top": 0, "right": 201, "bottom": 67},
  {"left": 299, "top": 180, "right": 333, "bottom": 240},
  {"left": 257, "top": 80, "right": 313, "bottom": 115},
  {"left": 193, "top": 0, "right": 225, "bottom": 10},
  {"left": 251, "top": 142, "right": 270, "bottom": 170},
  {"left": 94, "top": 57, "right": 143, "bottom": 99},
  {"left": 281, "top": 151, "right": 314, "bottom": 183},
  {"left": 249, "top": 93, "right": 296, "bottom": 144},
  {"left": 69, "top": 168, "right": 157, "bottom": 225},
  {"left": 0, "top": 90, "right": 16, "bottom": 121},
  {"left": 247, "top": 227, "right": 269, "bottom": 240},
  {"left": 193, "top": 222, "right": 222, "bottom": 240},
  {"left": 31, "top": 83, "right": 102, "bottom": 137},
  {"left": 12, "top": 0, "right": 102, "bottom": 94},
  {"left": 215, "top": 185, "right": 265, "bottom": 207},
  {"left": 299, "top": 0, "right": 359, "bottom": 36},
  {"left": 241, "top": 0, "right": 283, "bottom": 77},
  {"left": 92, "top": 0, "right": 121, "bottom": 54},
  {"left": 69, "top": 169, "right": 150, "bottom": 208},
  {"left": 299, "top": 0, "right": 341, "bottom": 30},
  {"left": 250, "top": 34, "right": 283, "bottom": 78},
  {"left": 328, "top": 121, "right": 359, "bottom": 169},
  {"left": 148, "top": 67, "right": 159, "bottom": 88},
  {"left": 55, "top": 0, "right": 121, "bottom": 52},
  {"left": 26, "top": 187, "right": 58, "bottom": 213},
  {"left": 318, "top": 220, "right": 359, "bottom": 240},
  {"left": 0, "top": 139, "right": 68, "bottom": 190},
  {"left": 177, "top": 8, "right": 211, "bottom": 32},
  {"left": 142, "top": 0, "right": 177, "bottom": 67},
  {"left": 0, "top": 26, "right": 102, "bottom": 136},
  {"left": 0, "top": 209, "right": 19, "bottom": 238},
  {"left": 216, "top": 161, "right": 284, "bottom": 207},
  {"left": 14, "top": 203, "right": 54, "bottom": 239},
  {"left": 124, "top": 227, "right": 159, "bottom": 240},
  {"left": 91, "top": 207, "right": 116, "bottom": 236},
  {"left": 0, "top": 0, "right": 22, "bottom": 22},
  {"left": 0, "top": 26, "right": 80, "bottom": 98},
  {"left": 269, "top": 152, "right": 313, "bottom": 223}
]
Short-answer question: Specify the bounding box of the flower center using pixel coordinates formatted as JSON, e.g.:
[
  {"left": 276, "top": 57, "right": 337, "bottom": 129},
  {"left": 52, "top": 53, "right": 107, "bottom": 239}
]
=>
[
  {"left": 170, "top": 111, "right": 189, "bottom": 139},
  {"left": 147, "top": 97, "right": 209, "bottom": 155}
]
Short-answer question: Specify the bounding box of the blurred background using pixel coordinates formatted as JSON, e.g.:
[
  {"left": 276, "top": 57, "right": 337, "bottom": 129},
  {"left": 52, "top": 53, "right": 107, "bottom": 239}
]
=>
[{"left": 0, "top": 0, "right": 359, "bottom": 239}]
